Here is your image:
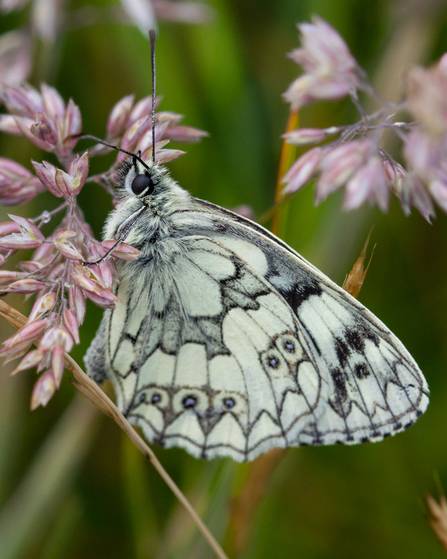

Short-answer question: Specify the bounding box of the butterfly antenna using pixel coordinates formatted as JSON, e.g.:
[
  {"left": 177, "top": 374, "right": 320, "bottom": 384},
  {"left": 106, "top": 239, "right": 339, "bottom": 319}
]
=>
[
  {"left": 149, "top": 29, "right": 156, "bottom": 164},
  {"left": 74, "top": 134, "right": 151, "bottom": 171}
]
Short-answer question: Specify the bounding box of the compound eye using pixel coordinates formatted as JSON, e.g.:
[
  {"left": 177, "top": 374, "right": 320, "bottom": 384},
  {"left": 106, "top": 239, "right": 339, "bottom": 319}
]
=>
[{"left": 131, "top": 173, "right": 154, "bottom": 195}]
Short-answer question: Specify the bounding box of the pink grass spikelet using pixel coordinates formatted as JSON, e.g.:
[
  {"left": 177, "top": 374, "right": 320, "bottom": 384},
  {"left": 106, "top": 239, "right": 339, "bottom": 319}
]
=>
[
  {"left": 0, "top": 270, "right": 23, "bottom": 283},
  {"left": 0, "top": 30, "right": 32, "bottom": 90},
  {"left": 282, "top": 147, "right": 322, "bottom": 195},
  {"left": 316, "top": 140, "right": 373, "bottom": 204},
  {"left": 127, "top": 95, "right": 157, "bottom": 127},
  {"left": 407, "top": 61, "right": 447, "bottom": 138},
  {"left": 102, "top": 240, "right": 142, "bottom": 260},
  {"left": 39, "top": 325, "right": 73, "bottom": 353},
  {"left": 107, "top": 94, "right": 135, "bottom": 138},
  {"left": 41, "top": 83, "right": 65, "bottom": 122},
  {"left": 70, "top": 268, "right": 104, "bottom": 296},
  {"left": 429, "top": 179, "right": 447, "bottom": 213},
  {"left": 83, "top": 288, "right": 120, "bottom": 309},
  {"left": 284, "top": 128, "right": 327, "bottom": 146},
  {"left": 343, "top": 156, "right": 389, "bottom": 211},
  {"left": 30, "top": 112, "right": 58, "bottom": 144},
  {"left": 96, "top": 261, "right": 114, "bottom": 290},
  {"left": 5, "top": 278, "right": 47, "bottom": 293},
  {"left": 0, "top": 220, "right": 20, "bottom": 236},
  {"left": 30, "top": 370, "right": 56, "bottom": 410},
  {"left": 12, "top": 349, "right": 47, "bottom": 375},
  {"left": 1, "top": 319, "right": 48, "bottom": 356},
  {"left": 0, "top": 114, "right": 21, "bottom": 135},
  {"left": 3, "top": 83, "right": 45, "bottom": 117},
  {"left": 51, "top": 346, "right": 65, "bottom": 388},
  {"left": 18, "top": 260, "right": 44, "bottom": 272},
  {"left": 62, "top": 99, "right": 82, "bottom": 150},
  {"left": 67, "top": 151, "right": 89, "bottom": 195},
  {"left": 15, "top": 116, "right": 55, "bottom": 151},
  {"left": 3, "top": 83, "right": 82, "bottom": 160},
  {"left": 28, "top": 293, "right": 56, "bottom": 322},
  {"left": 32, "top": 160, "right": 64, "bottom": 197},
  {"left": 401, "top": 174, "right": 435, "bottom": 222},
  {"left": 153, "top": 148, "right": 186, "bottom": 165},
  {"left": 163, "top": 124, "right": 209, "bottom": 143},
  {"left": 53, "top": 230, "right": 83, "bottom": 261},
  {"left": 1, "top": 339, "right": 35, "bottom": 361},
  {"left": 120, "top": 117, "right": 152, "bottom": 157},
  {"left": 68, "top": 284, "right": 86, "bottom": 325},
  {"left": 284, "top": 17, "right": 359, "bottom": 109},
  {"left": 0, "top": 214, "right": 44, "bottom": 249},
  {"left": 9, "top": 213, "right": 44, "bottom": 238},
  {"left": 63, "top": 308, "right": 80, "bottom": 344},
  {"left": 71, "top": 266, "right": 119, "bottom": 307},
  {"left": 0, "top": 158, "right": 44, "bottom": 205}
]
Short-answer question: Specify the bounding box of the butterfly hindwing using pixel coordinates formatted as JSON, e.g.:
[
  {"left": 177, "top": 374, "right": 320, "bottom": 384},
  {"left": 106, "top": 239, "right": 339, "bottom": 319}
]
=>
[
  {"left": 165, "top": 200, "right": 428, "bottom": 449},
  {"left": 85, "top": 208, "right": 428, "bottom": 461}
]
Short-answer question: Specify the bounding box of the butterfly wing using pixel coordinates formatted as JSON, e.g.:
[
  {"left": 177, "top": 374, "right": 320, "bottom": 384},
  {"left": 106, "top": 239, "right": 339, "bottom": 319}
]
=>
[
  {"left": 85, "top": 207, "right": 428, "bottom": 461},
  {"left": 170, "top": 200, "right": 428, "bottom": 450}
]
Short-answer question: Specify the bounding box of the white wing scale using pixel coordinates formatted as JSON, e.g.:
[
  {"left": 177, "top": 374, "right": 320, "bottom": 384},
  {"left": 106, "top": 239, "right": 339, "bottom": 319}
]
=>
[{"left": 85, "top": 205, "right": 429, "bottom": 461}]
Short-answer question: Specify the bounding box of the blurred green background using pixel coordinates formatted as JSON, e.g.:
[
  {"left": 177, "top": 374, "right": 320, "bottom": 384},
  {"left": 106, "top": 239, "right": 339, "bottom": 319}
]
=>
[{"left": 1, "top": 0, "right": 447, "bottom": 558}]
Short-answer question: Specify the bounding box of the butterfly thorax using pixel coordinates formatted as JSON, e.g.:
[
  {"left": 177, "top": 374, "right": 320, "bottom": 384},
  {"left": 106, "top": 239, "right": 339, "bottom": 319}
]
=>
[{"left": 105, "top": 160, "right": 195, "bottom": 250}]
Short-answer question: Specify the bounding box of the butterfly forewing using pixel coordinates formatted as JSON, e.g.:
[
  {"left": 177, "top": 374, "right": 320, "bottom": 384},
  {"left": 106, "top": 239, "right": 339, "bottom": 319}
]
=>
[{"left": 85, "top": 163, "right": 429, "bottom": 462}]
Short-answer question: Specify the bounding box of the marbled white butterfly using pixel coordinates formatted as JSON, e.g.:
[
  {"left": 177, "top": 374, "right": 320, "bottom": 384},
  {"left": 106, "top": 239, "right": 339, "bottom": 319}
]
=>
[
  {"left": 84, "top": 152, "right": 429, "bottom": 461},
  {"left": 84, "top": 32, "right": 429, "bottom": 462}
]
